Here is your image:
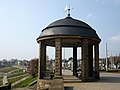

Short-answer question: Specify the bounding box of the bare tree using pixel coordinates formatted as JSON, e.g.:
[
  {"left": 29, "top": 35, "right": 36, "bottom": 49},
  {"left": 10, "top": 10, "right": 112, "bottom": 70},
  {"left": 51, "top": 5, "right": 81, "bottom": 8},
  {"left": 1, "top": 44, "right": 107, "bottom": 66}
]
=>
[{"left": 28, "top": 58, "right": 38, "bottom": 77}]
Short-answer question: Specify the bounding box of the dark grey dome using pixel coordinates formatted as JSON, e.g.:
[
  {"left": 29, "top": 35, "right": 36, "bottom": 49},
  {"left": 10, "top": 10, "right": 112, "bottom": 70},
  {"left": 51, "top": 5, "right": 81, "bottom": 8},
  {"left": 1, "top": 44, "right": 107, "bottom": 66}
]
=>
[
  {"left": 38, "top": 16, "right": 100, "bottom": 40},
  {"left": 46, "top": 17, "right": 92, "bottom": 29}
]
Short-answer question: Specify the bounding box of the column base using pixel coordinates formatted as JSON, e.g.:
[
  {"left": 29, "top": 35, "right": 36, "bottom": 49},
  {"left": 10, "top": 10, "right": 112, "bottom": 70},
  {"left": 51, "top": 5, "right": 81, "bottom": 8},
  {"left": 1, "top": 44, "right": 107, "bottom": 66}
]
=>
[{"left": 95, "top": 71, "right": 100, "bottom": 79}]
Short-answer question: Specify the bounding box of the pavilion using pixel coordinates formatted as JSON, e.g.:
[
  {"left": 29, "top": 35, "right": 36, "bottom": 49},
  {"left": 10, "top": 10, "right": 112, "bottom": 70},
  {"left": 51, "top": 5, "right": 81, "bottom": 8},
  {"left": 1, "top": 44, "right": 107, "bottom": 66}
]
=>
[{"left": 37, "top": 12, "right": 101, "bottom": 89}]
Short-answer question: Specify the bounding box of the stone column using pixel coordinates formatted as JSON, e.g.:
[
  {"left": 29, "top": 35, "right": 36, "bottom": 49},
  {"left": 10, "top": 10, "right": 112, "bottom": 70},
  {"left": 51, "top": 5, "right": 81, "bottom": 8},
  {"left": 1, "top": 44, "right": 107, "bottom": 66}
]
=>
[
  {"left": 81, "top": 39, "right": 89, "bottom": 81},
  {"left": 39, "top": 41, "right": 46, "bottom": 79},
  {"left": 55, "top": 38, "right": 62, "bottom": 77},
  {"left": 73, "top": 47, "right": 78, "bottom": 77},
  {"left": 94, "top": 44, "right": 100, "bottom": 79},
  {"left": 88, "top": 44, "right": 93, "bottom": 77}
]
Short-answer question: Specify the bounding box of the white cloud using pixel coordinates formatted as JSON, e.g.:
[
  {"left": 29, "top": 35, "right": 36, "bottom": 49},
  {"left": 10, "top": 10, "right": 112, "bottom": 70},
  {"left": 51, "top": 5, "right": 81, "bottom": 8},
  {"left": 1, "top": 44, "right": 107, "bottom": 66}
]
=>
[
  {"left": 109, "top": 34, "right": 120, "bottom": 42},
  {"left": 87, "top": 12, "right": 96, "bottom": 19}
]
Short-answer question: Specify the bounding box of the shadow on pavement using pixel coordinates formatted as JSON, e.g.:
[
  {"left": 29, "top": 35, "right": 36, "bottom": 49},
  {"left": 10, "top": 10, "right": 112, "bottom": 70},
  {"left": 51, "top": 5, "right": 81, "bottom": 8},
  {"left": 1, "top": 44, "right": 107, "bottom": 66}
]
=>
[
  {"left": 99, "top": 76, "right": 120, "bottom": 83},
  {"left": 64, "top": 86, "right": 74, "bottom": 90}
]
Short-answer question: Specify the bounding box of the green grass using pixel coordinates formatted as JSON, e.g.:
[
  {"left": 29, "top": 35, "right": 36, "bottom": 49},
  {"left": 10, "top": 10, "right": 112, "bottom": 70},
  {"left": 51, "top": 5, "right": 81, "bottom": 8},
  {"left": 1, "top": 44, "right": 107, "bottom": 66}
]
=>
[
  {"left": 0, "top": 72, "right": 26, "bottom": 80},
  {"left": 10, "top": 69, "right": 24, "bottom": 74},
  {"left": 0, "top": 80, "right": 2, "bottom": 86},
  {"left": 0, "top": 66, "right": 28, "bottom": 86},
  {"left": 0, "top": 69, "right": 26, "bottom": 80},
  {"left": 0, "top": 74, "right": 29, "bottom": 86},
  {"left": 0, "top": 76, "right": 3, "bottom": 79},
  {"left": 8, "top": 72, "right": 26, "bottom": 78},
  {"left": 13, "top": 76, "right": 37, "bottom": 88},
  {"left": 0, "top": 66, "right": 18, "bottom": 73},
  {"left": 8, "top": 74, "right": 29, "bottom": 84}
]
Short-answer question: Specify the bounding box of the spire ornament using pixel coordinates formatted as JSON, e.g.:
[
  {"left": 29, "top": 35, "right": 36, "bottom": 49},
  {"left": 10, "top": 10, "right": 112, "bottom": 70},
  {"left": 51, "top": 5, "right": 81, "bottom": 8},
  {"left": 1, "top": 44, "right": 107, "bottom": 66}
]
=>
[{"left": 64, "top": 4, "right": 73, "bottom": 17}]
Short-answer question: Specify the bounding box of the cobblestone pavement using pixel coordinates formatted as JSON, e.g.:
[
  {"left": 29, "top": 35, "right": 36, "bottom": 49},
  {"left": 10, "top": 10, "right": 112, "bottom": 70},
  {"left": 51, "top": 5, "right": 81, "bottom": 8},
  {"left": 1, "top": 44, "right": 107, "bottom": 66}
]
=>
[{"left": 63, "top": 70, "right": 120, "bottom": 90}]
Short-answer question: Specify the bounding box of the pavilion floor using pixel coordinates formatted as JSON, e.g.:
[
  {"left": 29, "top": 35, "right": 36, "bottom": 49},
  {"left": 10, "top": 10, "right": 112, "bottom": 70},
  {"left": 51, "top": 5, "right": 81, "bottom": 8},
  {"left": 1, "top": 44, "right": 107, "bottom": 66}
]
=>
[{"left": 62, "top": 69, "right": 82, "bottom": 83}]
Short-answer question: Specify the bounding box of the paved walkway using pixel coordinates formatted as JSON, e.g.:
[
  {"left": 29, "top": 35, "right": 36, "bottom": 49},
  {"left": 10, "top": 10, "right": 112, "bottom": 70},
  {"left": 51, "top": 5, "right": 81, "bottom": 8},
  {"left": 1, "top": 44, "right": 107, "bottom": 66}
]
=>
[
  {"left": 63, "top": 70, "right": 120, "bottom": 90},
  {"left": 13, "top": 70, "right": 120, "bottom": 90}
]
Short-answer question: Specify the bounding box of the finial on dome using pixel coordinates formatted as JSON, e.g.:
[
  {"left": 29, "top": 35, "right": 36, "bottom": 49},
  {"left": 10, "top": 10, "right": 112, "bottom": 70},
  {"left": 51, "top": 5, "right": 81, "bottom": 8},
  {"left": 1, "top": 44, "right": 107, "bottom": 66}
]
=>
[
  {"left": 64, "top": 4, "right": 73, "bottom": 17},
  {"left": 67, "top": 8, "right": 70, "bottom": 17}
]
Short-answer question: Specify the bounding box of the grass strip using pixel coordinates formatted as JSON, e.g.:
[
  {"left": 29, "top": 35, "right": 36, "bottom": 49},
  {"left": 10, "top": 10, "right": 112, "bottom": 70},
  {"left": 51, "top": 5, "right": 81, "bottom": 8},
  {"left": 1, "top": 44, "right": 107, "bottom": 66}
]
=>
[
  {"left": 0, "top": 74, "right": 28, "bottom": 86},
  {"left": 13, "top": 76, "right": 37, "bottom": 88},
  {"left": 0, "top": 67, "right": 18, "bottom": 73},
  {"left": 0, "top": 81, "right": 2, "bottom": 86},
  {"left": 10, "top": 69, "right": 24, "bottom": 74},
  {"left": 8, "top": 74, "right": 29, "bottom": 84},
  {"left": 0, "top": 72, "right": 26, "bottom": 81},
  {"left": 7, "top": 72, "right": 26, "bottom": 78}
]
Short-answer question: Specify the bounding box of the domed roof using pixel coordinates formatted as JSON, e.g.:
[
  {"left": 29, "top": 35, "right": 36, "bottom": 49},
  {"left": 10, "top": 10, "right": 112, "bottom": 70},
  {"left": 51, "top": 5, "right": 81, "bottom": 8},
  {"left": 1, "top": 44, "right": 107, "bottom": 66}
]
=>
[
  {"left": 46, "top": 17, "right": 92, "bottom": 29},
  {"left": 37, "top": 16, "right": 100, "bottom": 40}
]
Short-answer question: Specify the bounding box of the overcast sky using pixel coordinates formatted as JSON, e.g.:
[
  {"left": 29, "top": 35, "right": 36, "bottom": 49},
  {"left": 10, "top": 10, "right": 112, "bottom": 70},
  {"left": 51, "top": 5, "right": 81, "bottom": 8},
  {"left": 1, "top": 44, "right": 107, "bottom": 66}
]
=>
[{"left": 0, "top": 0, "right": 120, "bottom": 60}]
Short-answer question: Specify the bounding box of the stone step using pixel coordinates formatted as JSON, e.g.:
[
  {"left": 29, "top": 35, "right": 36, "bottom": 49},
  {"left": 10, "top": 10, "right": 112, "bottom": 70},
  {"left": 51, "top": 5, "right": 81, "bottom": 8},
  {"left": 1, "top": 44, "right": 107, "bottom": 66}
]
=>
[
  {"left": 63, "top": 75, "right": 82, "bottom": 83},
  {"left": 64, "top": 79, "right": 81, "bottom": 83}
]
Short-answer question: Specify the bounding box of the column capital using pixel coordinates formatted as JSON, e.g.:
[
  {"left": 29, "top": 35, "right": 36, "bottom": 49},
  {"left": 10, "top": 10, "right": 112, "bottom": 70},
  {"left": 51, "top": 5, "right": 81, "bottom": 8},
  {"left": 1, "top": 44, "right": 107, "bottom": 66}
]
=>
[{"left": 82, "top": 39, "right": 88, "bottom": 43}]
